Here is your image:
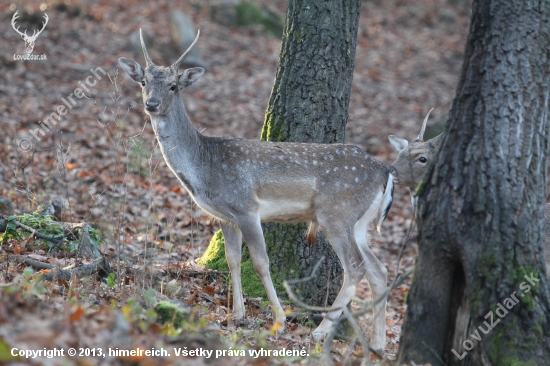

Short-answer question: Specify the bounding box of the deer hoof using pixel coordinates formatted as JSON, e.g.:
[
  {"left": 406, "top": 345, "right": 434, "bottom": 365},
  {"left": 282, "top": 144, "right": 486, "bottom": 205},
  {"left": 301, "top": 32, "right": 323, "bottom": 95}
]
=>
[{"left": 310, "top": 329, "right": 326, "bottom": 341}]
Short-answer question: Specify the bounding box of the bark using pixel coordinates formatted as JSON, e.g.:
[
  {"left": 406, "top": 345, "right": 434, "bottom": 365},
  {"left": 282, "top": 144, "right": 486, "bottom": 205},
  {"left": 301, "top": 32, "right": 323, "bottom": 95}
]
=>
[
  {"left": 260, "top": 0, "right": 362, "bottom": 308},
  {"left": 398, "top": 0, "right": 550, "bottom": 364}
]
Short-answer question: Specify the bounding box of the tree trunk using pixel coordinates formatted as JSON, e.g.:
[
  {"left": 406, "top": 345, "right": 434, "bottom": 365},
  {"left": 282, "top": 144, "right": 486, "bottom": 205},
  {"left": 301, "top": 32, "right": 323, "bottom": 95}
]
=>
[
  {"left": 260, "top": 0, "right": 362, "bottom": 309},
  {"left": 200, "top": 0, "right": 362, "bottom": 312},
  {"left": 397, "top": 0, "right": 550, "bottom": 364}
]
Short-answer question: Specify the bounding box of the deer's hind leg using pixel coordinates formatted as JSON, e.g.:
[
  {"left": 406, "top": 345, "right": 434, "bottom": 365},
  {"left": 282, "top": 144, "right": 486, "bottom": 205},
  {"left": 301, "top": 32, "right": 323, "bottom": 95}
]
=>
[
  {"left": 311, "top": 215, "right": 366, "bottom": 339},
  {"left": 353, "top": 199, "right": 388, "bottom": 353}
]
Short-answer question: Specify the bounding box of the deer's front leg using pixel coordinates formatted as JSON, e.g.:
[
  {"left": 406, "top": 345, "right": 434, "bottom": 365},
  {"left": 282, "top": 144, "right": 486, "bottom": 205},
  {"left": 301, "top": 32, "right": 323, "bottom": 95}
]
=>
[
  {"left": 237, "top": 216, "right": 286, "bottom": 330},
  {"left": 221, "top": 221, "right": 245, "bottom": 319}
]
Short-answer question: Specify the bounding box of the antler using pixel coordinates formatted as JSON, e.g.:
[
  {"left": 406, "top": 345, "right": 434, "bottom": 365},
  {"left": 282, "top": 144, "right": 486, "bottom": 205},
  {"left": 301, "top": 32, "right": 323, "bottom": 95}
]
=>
[
  {"left": 139, "top": 29, "right": 153, "bottom": 66},
  {"left": 415, "top": 108, "right": 434, "bottom": 142},
  {"left": 29, "top": 13, "right": 48, "bottom": 40},
  {"left": 11, "top": 11, "right": 27, "bottom": 38},
  {"left": 172, "top": 30, "right": 200, "bottom": 70}
]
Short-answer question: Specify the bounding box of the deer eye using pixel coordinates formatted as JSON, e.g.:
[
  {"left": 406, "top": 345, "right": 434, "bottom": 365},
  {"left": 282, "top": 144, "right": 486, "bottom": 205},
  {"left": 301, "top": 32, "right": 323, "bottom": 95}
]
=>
[
  {"left": 419, "top": 157, "right": 427, "bottom": 163},
  {"left": 141, "top": 81, "right": 145, "bottom": 87},
  {"left": 170, "top": 85, "right": 177, "bottom": 91}
]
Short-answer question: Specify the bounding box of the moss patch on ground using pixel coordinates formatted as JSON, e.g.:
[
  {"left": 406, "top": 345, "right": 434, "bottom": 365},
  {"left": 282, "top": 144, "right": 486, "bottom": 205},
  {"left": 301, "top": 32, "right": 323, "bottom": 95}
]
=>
[{"left": 155, "top": 301, "right": 189, "bottom": 329}]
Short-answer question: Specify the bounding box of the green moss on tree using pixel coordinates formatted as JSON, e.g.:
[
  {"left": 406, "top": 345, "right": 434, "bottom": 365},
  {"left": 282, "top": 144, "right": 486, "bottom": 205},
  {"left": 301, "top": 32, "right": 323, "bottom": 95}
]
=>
[
  {"left": 261, "top": 113, "right": 284, "bottom": 142},
  {"left": 512, "top": 266, "right": 540, "bottom": 311},
  {"left": 491, "top": 316, "right": 541, "bottom": 366},
  {"left": 197, "top": 230, "right": 229, "bottom": 272}
]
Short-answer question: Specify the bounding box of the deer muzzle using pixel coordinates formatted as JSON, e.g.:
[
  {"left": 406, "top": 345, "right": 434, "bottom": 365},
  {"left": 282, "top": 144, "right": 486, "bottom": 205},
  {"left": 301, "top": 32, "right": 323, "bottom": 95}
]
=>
[{"left": 145, "top": 97, "right": 160, "bottom": 112}]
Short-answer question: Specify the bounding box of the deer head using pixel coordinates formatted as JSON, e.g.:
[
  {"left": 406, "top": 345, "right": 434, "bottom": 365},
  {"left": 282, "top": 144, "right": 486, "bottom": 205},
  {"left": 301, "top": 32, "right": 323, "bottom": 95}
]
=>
[
  {"left": 388, "top": 109, "right": 444, "bottom": 190},
  {"left": 118, "top": 29, "right": 204, "bottom": 117},
  {"left": 12, "top": 11, "right": 48, "bottom": 54}
]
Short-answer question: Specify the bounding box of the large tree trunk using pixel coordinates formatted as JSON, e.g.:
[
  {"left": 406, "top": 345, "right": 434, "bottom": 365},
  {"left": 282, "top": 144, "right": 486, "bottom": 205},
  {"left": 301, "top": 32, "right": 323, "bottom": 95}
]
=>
[
  {"left": 397, "top": 0, "right": 550, "bottom": 364},
  {"left": 260, "top": 0, "right": 362, "bottom": 309},
  {"left": 200, "top": 0, "right": 362, "bottom": 312}
]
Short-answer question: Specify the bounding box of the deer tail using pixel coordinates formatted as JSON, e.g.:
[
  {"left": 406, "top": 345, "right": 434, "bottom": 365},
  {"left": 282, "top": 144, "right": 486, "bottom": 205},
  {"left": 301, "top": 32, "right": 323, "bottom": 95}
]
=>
[
  {"left": 306, "top": 220, "right": 319, "bottom": 246},
  {"left": 377, "top": 172, "right": 394, "bottom": 233}
]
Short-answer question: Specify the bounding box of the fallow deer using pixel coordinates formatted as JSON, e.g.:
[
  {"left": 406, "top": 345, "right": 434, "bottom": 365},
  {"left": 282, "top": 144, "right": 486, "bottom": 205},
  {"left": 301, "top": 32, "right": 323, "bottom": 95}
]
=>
[
  {"left": 119, "top": 30, "right": 394, "bottom": 352},
  {"left": 388, "top": 110, "right": 550, "bottom": 276}
]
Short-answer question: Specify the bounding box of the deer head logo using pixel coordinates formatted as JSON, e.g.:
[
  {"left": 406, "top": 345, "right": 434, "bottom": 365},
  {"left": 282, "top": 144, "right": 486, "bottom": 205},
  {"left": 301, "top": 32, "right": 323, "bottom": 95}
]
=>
[{"left": 11, "top": 11, "right": 48, "bottom": 54}]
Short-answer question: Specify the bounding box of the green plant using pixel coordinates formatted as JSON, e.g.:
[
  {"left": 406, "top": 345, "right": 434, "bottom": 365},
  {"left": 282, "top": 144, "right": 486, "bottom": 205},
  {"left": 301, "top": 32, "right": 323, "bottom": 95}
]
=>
[
  {"left": 155, "top": 301, "right": 190, "bottom": 330},
  {"left": 106, "top": 273, "right": 116, "bottom": 287},
  {"left": 0, "top": 214, "right": 103, "bottom": 253}
]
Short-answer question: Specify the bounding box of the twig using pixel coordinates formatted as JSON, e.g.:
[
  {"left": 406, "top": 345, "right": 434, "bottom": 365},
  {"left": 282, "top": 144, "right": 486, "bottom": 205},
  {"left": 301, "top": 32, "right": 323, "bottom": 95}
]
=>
[
  {"left": 285, "top": 262, "right": 412, "bottom": 363},
  {"left": 283, "top": 256, "right": 345, "bottom": 313},
  {"left": 342, "top": 334, "right": 359, "bottom": 366},
  {"left": 353, "top": 268, "right": 413, "bottom": 318},
  {"left": 182, "top": 270, "right": 230, "bottom": 276},
  {"left": 342, "top": 307, "right": 374, "bottom": 362}
]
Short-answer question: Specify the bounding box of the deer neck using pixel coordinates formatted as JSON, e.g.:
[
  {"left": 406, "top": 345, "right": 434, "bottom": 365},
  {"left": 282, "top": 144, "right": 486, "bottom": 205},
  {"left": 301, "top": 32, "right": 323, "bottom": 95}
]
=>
[{"left": 149, "top": 99, "right": 208, "bottom": 194}]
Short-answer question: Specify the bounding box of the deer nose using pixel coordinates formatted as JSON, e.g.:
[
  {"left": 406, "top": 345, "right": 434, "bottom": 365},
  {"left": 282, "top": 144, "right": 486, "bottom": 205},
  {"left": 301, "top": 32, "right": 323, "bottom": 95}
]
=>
[
  {"left": 388, "top": 165, "right": 397, "bottom": 175},
  {"left": 145, "top": 97, "right": 160, "bottom": 112}
]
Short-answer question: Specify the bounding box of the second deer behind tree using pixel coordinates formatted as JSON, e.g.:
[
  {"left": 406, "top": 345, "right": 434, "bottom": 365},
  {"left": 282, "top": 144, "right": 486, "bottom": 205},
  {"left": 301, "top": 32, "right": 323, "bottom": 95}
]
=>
[{"left": 388, "top": 110, "right": 550, "bottom": 277}]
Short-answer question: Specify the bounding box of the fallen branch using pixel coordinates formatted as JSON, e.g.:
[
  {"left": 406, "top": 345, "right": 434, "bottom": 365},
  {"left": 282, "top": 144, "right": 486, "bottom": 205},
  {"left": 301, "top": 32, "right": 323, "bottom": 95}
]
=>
[
  {"left": 41, "top": 257, "right": 113, "bottom": 281},
  {"left": 23, "top": 257, "right": 55, "bottom": 270},
  {"left": 7, "top": 254, "right": 112, "bottom": 281},
  {"left": 7, "top": 254, "right": 55, "bottom": 270}
]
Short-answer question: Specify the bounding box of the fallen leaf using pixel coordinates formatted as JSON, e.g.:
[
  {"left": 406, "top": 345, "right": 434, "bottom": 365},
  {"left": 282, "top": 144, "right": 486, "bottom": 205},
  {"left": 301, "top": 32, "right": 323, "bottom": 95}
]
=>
[{"left": 70, "top": 306, "right": 85, "bottom": 322}]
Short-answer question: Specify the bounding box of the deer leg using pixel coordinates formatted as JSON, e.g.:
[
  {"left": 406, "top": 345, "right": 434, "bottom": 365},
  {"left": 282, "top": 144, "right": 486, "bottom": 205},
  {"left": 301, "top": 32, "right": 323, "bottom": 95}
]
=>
[
  {"left": 220, "top": 221, "right": 245, "bottom": 319},
  {"left": 354, "top": 210, "right": 388, "bottom": 353},
  {"left": 238, "top": 217, "right": 286, "bottom": 330},
  {"left": 358, "top": 245, "right": 387, "bottom": 352},
  {"left": 311, "top": 227, "right": 365, "bottom": 340}
]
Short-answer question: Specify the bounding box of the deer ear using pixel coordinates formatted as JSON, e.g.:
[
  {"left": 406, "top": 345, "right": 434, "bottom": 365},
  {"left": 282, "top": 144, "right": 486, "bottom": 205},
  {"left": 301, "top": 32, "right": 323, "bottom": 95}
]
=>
[
  {"left": 429, "top": 133, "right": 444, "bottom": 150},
  {"left": 178, "top": 67, "right": 205, "bottom": 89},
  {"left": 118, "top": 57, "right": 144, "bottom": 83},
  {"left": 388, "top": 135, "right": 409, "bottom": 152}
]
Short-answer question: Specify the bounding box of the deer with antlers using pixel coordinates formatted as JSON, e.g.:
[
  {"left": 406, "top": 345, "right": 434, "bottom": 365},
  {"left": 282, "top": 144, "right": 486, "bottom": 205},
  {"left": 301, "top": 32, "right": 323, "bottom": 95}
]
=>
[{"left": 119, "top": 30, "right": 394, "bottom": 352}]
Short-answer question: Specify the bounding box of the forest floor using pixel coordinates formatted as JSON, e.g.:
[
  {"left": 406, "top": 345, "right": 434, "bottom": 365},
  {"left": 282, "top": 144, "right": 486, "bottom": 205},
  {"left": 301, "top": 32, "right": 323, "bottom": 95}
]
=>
[{"left": 0, "top": 0, "right": 470, "bottom": 364}]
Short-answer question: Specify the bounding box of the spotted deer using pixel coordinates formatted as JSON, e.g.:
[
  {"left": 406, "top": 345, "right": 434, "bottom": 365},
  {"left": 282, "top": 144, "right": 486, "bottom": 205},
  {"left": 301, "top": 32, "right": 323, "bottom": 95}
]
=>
[
  {"left": 118, "top": 30, "right": 394, "bottom": 351},
  {"left": 388, "top": 110, "right": 550, "bottom": 276}
]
